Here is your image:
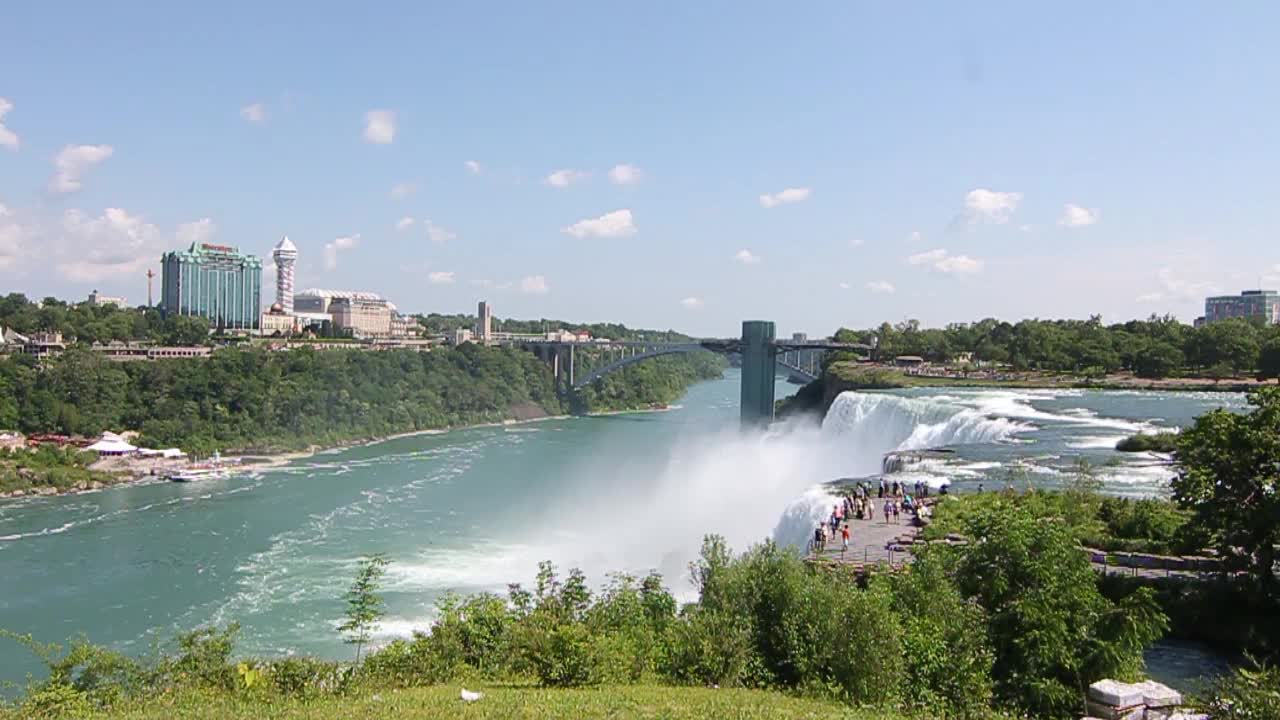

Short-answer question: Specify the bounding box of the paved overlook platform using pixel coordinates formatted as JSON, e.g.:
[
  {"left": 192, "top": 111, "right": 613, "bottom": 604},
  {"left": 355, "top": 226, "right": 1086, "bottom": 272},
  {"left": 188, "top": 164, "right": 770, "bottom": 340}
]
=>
[
  {"left": 806, "top": 508, "right": 923, "bottom": 572},
  {"left": 806, "top": 496, "right": 1221, "bottom": 582}
]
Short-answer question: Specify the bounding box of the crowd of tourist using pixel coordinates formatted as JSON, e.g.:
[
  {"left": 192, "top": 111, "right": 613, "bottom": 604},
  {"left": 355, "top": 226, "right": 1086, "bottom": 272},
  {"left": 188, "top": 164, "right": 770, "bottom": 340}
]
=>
[{"left": 810, "top": 478, "right": 935, "bottom": 555}]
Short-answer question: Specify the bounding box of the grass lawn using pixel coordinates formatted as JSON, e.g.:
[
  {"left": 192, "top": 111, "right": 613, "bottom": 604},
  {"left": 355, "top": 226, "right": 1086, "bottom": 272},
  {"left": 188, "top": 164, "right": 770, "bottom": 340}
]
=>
[{"left": 38, "top": 684, "right": 901, "bottom": 720}]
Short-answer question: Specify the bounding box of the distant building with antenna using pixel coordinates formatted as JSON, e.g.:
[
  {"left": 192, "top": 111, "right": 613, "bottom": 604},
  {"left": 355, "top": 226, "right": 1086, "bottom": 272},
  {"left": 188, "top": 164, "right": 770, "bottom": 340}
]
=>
[{"left": 272, "top": 235, "right": 298, "bottom": 314}]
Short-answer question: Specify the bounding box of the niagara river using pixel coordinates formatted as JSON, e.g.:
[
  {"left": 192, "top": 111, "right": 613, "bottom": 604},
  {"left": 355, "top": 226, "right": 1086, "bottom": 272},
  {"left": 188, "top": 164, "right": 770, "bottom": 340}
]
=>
[{"left": 0, "top": 371, "right": 1241, "bottom": 685}]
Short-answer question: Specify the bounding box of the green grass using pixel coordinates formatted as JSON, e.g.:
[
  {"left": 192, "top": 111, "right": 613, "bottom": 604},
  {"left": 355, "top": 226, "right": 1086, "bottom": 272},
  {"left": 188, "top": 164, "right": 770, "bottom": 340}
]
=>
[{"left": 32, "top": 685, "right": 906, "bottom": 720}]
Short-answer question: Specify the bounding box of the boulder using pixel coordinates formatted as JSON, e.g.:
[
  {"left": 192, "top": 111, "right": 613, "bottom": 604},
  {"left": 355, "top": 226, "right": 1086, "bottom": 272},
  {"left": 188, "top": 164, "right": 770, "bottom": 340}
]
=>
[
  {"left": 1084, "top": 699, "right": 1144, "bottom": 720},
  {"left": 35, "top": 486, "right": 58, "bottom": 496},
  {"left": 1135, "top": 680, "right": 1182, "bottom": 709},
  {"left": 1089, "top": 680, "right": 1145, "bottom": 709}
]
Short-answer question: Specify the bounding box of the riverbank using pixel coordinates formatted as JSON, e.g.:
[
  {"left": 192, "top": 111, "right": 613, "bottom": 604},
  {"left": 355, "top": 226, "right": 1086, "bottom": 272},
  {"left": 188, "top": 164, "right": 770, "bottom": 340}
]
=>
[
  {"left": 0, "top": 403, "right": 685, "bottom": 502},
  {"left": 777, "top": 362, "right": 1258, "bottom": 421},
  {"left": 831, "top": 362, "right": 1267, "bottom": 392}
]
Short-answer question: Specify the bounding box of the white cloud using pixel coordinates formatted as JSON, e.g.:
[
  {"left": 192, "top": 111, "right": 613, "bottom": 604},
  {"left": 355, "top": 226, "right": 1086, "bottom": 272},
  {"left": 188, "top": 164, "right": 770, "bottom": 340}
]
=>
[
  {"left": 0, "top": 98, "right": 18, "bottom": 150},
  {"left": 906, "top": 248, "right": 983, "bottom": 274},
  {"left": 849, "top": 238, "right": 864, "bottom": 247},
  {"left": 396, "top": 217, "right": 415, "bottom": 231},
  {"left": 838, "top": 282, "right": 851, "bottom": 290},
  {"left": 49, "top": 144, "right": 114, "bottom": 194},
  {"left": 240, "top": 103, "right": 266, "bottom": 124},
  {"left": 0, "top": 204, "right": 28, "bottom": 269},
  {"left": 758, "top": 187, "right": 811, "bottom": 208},
  {"left": 908, "top": 230, "right": 922, "bottom": 243},
  {"left": 865, "top": 280, "right": 896, "bottom": 294},
  {"left": 935, "top": 255, "right": 983, "bottom": 274},
  {"left": 427, "top": 271, "right": 455, "bottom": 285},
  {"left": 363, "top": 110, "right": 396, "bottom": 144},
  {"left": 1019, "top": 224, "right": 1034, "bottom": 232},
  {"left": 961, "top": 188, "right": 1023, "bottom": 224},
  {"left": 680, "top": 296, "right": 704, "bottom": 309},
  {"left": 1059, "top": 203, "right": 1099, "bottom": 227},
  {"left": 323, "top": 234, "right": 360, "bottom": 270},
  {"left": 520, "top": 275, "right": 549, "bottom": 294},
  {"left": 734, "top": 249, "right": 761, "bottom": 265},
  {"left": 562, "top": 209, "right": 636, "bottom": 239},
  {"left": 608, "top": 164, "right": 643, "bottom": 185},
  {"left": 906, "top": 248, "right": 948, "bottom": 265},
  {"left": 465, "top": 160, "right": 482, "bottom": 175},
  {"left": 176, "top": 218, "right": 216, "bottom": 246},
  {"left": 545, "top": 169, "right": 589, "bottom": 187},
  {"left": 1135, "top": 267, "right": 1218, "bottom": 303},
  {"left": 390, "top": 182, "right": 417, "bottom": 199},
  {"left": 425, "top": 220, "right": 456, "bottom": 243},
  {"left": 56, "top": 208, "right": 163, "bottom": 282}
]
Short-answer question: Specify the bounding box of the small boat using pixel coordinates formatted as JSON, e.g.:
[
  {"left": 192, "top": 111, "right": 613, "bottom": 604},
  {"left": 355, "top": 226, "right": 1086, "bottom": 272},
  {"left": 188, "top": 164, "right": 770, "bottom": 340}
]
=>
[
  {"left": 168, "top": 452, "right": 235, "bottom": 483},
  {"left": 168, "top": 467, "right": 230, "bottom": 483}
]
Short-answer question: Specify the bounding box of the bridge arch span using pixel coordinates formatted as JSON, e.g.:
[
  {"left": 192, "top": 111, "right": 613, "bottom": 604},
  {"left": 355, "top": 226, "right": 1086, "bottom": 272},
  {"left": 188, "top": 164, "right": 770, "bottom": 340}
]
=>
[{"left": 571, "top": 344, "right": 705, "bottom": 389}]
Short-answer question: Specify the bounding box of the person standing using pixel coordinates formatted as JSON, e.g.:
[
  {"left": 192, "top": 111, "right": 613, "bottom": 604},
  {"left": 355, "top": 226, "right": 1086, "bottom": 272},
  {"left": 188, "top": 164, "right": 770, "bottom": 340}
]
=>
[{"left": 841, "top": 523, "right": 850, "bottom": 552}]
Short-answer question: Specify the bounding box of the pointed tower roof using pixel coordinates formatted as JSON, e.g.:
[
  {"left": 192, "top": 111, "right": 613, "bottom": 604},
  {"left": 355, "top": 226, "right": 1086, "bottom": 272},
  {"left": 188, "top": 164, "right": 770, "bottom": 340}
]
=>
[{"left": 274, "top": 235, "right": 297, "bottom": 253}]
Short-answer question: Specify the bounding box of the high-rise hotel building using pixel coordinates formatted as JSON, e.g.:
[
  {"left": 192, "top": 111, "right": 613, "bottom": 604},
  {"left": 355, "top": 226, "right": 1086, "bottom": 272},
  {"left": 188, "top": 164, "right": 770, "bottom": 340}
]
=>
[{"left": 160, "top": 243, "right": 263, "bottom": 330}]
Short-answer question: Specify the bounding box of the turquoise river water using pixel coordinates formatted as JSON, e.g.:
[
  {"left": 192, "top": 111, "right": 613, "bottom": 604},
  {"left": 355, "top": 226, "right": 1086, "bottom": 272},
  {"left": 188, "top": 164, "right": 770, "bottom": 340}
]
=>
[{"left": 0, "top": 371, "right": 1241, "bottom": 688}]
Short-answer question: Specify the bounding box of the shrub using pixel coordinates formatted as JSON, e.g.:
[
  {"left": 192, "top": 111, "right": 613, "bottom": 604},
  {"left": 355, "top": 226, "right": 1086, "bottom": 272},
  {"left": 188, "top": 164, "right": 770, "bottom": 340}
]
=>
[
  {"left": 887, "top": 551, "right": 994, "bottom": 718},
  {"left": 662, "top": 605, "right": 755, "bottom": 688},
  {"left": 167, "top": 624, "right": 240, "bottom": 690},
  {"left": 16, "top": 682, "right": 94, "bottom": 719},
  {"left": 1115, "top": 432, "right": 1179, "bottom": 453},
  {"left": 950, "top": 502, "right": 1167, "bottom": 718},
  {"left": 265, "top": 657, "right": 351, "bottom": 699},
  {"left": 527, "top": 622, "right": 598, "bottom": 687},
  {"left": 1, "top": 631, "right": 152, "bottom": 715},
  {"left": 1205, "top": 662, "right": 1280, "bottom": 719}
]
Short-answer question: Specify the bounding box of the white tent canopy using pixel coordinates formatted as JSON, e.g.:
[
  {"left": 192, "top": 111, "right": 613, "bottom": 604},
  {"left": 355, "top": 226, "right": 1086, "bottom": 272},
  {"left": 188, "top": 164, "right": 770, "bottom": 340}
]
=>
[
  {"left": 86, "top": 432, "right": 137, "bottom": 456},
  {"left": 137, "top": 448, "right": 186, "bottom": 459}
]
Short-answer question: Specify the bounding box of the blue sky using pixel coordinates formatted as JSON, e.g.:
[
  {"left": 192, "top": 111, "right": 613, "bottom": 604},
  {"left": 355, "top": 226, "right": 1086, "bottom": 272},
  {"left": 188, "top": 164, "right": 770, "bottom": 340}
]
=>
[{"left": 1, "top": 2, "right": 1278, "bottom": 336}]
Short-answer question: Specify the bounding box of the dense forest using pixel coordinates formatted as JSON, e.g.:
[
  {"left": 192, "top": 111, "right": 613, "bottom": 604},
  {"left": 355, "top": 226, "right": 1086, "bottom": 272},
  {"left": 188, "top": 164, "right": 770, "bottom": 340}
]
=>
[
  {"left": 0, "top": 344, "right": 724, "bottom": 454},
  {"left": 834, "top": 315, "right": 1280, "bottom": 379}
]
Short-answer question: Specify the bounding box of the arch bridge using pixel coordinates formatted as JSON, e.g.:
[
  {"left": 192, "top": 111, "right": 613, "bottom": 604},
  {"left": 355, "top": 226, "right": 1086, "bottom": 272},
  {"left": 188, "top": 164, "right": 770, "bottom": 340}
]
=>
[{"left": 519, "top": 322, "right": 868, "bottom": 426}]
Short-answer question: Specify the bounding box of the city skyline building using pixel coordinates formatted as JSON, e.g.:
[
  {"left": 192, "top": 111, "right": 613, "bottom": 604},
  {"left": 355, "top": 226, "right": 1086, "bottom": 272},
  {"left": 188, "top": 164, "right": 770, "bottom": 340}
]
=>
[
  {"left": 87, "top": 290, "right": 127, "bottom": 308},
  {"left": 1203, "top": 289, "right": 1280, "bottom": 325},
  {"left": 160, "top": 243, "right": 263, "bottom": 330},
  {"left": 272, "top": 235, "right": 298, "bottom": 314}
]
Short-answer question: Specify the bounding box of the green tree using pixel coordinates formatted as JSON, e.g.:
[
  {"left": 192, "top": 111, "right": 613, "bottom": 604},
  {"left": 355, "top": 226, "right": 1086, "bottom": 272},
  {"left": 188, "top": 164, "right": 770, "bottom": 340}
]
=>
[
  {"left": 339, "top": 553, "right": 389, "bottom": 664},
  {"left": 950, "top": 501, "right": 1166, "bottom": 718},
  {"left": 1257, "top": 336, "right": 1280, "bottom": 382},
  {"left": 1174, "top": 388, "right": 1280, "bottom": 598},
  {"left": 1133, "top": 341, "right": 1183, "bottom": 379}
]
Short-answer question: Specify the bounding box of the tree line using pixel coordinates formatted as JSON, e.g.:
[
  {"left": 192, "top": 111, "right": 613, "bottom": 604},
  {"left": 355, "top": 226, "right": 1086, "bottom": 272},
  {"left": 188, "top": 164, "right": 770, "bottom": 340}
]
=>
[
  {"left": 0, "top": 293, "right": 211, "bottom": 346},
  {"left": 0, "top": 343, "right": 721, "bottom": 454},
  {"left": 834, "top": 314, "right": 1280, "bottom": 379}
]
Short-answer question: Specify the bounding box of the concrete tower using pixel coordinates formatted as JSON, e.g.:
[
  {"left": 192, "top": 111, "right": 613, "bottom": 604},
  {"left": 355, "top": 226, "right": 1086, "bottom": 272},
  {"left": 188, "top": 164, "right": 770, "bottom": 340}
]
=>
[
  {"left": 477, "top": 300, "right": 493, "bottom": 341},
  {"left": 272, "top": 235, "right": 298, "bottom": 314}
]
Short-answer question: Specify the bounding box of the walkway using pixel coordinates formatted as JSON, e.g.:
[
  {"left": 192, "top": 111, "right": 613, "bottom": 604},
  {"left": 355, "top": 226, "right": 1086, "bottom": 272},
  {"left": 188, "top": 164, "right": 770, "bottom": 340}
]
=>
[
  {"left": 806, "top": 510, "right": 923, "bottom": 572},
  {"left": 807, "top": 507, "right": 1222, "bottom": 583}
]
